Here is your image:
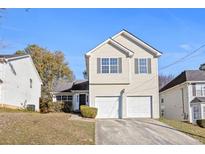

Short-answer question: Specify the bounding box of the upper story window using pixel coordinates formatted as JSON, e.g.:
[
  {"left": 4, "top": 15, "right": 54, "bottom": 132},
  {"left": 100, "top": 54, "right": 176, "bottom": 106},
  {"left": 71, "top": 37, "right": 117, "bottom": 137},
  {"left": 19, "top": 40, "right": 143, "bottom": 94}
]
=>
[
  {"left": 193, "top": 84, "right": 205, "bottom": 97},
  {"left": 30, "top": 78, "right": 32, "bottom": 88},
  {"left": 135, "top": 58, "right": 151, "bottom": 74},
  {"left": 139, "top": 58, "right": 148, "bottom": 74},
  {"left": 161, "top": 98, "right": 164, "bottom": 104},
  {"left": 101, "top": 58, "right": 119, "bottom": 74}
]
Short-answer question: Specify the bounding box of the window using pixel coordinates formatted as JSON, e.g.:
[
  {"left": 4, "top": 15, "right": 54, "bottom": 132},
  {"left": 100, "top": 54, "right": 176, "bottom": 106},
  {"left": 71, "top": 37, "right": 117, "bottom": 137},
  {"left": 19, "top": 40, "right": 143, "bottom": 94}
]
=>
[
  {"left": 101, "top": 58, "right": 109, "bottom": 73},
  {"left": 56, "top": 95, "right": 72, "bottom": 102},
  {"left": 196, "top": 84, "right": 205, "bottom": 96},
  {"left": 30, "top": 78, "right": 32, "bottom": 88},
  {"left": 67, "top": 96, "right": 73, "bottom": 101},
  {"left": 56, "top": 96, "right": 62, "bottom": 101},
  {"left": 139, "top": 58, "right": 148, "bottom": 74},
  {"left": 161, "top": 98, "right": 164, "bottom": 104},
  {"left": 62, "top": 96, "right": 68, "bottom": 101},
  {"left": 101, "top": 58, "right": 119, "bottom": 74},
  {"left": 193, "top": 106, "right": 200, "bottom": 120}
]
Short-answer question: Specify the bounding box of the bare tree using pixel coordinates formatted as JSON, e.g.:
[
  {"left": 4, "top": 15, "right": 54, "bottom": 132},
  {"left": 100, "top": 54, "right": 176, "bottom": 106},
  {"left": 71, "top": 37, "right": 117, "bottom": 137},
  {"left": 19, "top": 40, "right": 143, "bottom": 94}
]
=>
[{"left": 159, "top": 74, "right": 175, "bottom": 89}]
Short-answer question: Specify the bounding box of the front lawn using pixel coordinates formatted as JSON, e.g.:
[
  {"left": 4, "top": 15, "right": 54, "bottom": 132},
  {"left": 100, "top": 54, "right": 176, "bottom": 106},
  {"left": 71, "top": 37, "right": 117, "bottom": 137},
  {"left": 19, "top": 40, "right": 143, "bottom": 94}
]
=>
[
  {"left": 160, "top": 118, "right": 205, "bottom": 144},
  {"left": 0, "top": 112, "right": 95, "bottom": 144}
]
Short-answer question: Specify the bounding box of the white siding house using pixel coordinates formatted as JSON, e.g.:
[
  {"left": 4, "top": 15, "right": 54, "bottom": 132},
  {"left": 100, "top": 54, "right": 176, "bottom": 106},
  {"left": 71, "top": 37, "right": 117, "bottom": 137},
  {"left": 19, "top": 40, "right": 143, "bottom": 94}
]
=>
[
  {"left": 0, "top": 54, "right": 42, "bottom": 111},
  {"left": 160, "top": 70, "right": 205, "bottom": 123}
]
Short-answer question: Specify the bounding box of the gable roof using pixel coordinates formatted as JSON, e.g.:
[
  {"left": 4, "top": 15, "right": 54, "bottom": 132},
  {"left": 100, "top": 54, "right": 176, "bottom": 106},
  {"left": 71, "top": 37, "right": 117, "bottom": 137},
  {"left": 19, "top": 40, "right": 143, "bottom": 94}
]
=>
[
  {"left": 85, "top": 29, "right": 162, "bottom": 57},
  {"left": 0, "top": 54, "right": 42, "bottom": 84},
  {"left": 113, "top": 30, "right": 162, "bottom": 57},
  {"left": 160, "top": 70, "right": 205, "bottom": 92}
]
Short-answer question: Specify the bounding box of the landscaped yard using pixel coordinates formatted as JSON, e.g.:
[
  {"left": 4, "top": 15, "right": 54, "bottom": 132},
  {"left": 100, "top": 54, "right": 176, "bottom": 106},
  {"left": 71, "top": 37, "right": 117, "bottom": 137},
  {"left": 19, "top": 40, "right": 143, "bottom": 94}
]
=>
[
  {"left": 0, "top": 110, "right": 95, "bottom": 144},
  {"left": 160, "top": 118, "right": 205, "bottom": 144}
]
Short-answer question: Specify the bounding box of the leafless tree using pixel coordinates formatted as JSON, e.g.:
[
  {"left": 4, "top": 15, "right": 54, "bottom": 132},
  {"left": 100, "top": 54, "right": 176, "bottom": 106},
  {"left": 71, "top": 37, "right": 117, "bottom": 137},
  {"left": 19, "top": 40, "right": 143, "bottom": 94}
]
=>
[{"left": 159, "top": 74, "right": 175, "bottom": 89}]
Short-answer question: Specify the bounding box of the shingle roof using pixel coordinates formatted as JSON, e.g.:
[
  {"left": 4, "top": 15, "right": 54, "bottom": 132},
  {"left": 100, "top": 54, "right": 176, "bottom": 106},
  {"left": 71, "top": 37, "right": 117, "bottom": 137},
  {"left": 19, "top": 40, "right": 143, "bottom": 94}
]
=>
[
  {"left": 53, "top": 80, "right": 73, "bottom": 92},
  {"left": 71, "top": 80, "right": 89, "bottom": 91},
  {"left": 53, "top": 80, "right": 88, "bottom": 92},
  {"left": 160, "top": 70, "right": 205, "bottom": 92}
]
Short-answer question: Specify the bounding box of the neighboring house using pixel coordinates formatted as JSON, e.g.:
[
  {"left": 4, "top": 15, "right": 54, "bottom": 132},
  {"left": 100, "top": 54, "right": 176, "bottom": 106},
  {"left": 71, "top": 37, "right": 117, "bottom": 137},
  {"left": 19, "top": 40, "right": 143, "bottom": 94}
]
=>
[
  {"left": 0, "top": 54, "right": 42, "bottom": 111},
  {"left": 53, "top": 29, "right": 162, "bottom": 118},
  {"left": 160, "top": 70, "right": 205, "bottom": 123}
]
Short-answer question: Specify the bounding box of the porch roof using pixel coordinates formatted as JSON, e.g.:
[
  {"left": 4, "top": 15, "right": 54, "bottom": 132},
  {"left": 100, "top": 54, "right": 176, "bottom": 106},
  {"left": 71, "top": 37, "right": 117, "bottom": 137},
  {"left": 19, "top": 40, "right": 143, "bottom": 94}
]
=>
[{"left": 191, "top": 97, "right": 205, "bottom": 103}]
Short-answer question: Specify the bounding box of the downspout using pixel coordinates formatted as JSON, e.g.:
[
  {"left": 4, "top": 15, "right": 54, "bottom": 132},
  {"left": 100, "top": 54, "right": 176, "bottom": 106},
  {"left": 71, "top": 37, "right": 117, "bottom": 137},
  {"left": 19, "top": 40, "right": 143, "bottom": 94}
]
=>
[{"left": 181, "top": 87, "right": 186, "bottom": 119}]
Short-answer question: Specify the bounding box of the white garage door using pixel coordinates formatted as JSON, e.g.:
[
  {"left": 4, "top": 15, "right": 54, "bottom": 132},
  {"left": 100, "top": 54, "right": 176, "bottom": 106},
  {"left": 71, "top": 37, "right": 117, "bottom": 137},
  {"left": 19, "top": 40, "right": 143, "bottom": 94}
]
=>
[
  {"left": 126, "top": 96, "right": 151, "bottom": 118},
  {"left": 95, "top": 96, "right": 120, "bottom": 118}
]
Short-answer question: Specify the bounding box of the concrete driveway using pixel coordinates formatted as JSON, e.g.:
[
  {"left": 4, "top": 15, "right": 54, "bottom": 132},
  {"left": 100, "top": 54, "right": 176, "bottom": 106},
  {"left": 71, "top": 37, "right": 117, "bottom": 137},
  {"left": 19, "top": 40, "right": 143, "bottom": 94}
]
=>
[{"left": 95, "top": 119, "right": 201, "bottom": 145}]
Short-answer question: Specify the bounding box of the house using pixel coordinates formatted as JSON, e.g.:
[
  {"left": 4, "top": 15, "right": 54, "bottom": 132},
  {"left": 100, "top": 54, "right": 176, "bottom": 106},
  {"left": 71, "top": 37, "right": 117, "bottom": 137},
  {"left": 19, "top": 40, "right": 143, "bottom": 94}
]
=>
[
  {"left": 160, "top": 70, "right": 205, "bottom": 123},
  {"left": 53, "top": 29, "right": 162, "bottom": 118},
  {"left": 0, "top": 54, "right": 42, "bottom": 111}
]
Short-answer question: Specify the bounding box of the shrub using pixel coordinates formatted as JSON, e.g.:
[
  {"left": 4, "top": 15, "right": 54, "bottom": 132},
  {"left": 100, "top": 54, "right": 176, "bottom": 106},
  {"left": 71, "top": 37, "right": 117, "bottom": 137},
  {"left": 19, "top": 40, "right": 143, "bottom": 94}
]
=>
[
  {"left": 48, "top": 101, "right": 65, "bottom": 112},
  {"left": 80, "top": 105, "right": 97, "bottom": 118},
  {"left": 196, "top": 119, "right": 205, "bottom": 128}
]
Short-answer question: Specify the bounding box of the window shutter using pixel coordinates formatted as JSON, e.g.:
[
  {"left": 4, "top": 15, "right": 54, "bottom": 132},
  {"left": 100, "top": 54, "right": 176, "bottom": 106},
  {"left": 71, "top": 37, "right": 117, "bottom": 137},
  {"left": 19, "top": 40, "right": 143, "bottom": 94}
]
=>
[
  {"left": 135, "top": 58, "right": 139, "bottom": 74},
  {"left": 147, "top": 58, "right": 151, "bottom": 74},
  {"left": 118, "top": 58, "right": 122, "bottom": 73},
  {"left": 192, "top": 84, "right": 196, "bottom": 96},
  {"left": 97, "top": 58, "right": 101, "bottom": 73}
]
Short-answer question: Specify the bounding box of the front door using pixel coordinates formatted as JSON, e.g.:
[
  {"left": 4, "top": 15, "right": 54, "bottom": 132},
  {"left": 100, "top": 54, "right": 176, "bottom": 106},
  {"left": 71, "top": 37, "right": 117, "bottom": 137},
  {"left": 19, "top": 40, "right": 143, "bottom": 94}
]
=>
[{"left": 79, "top": 94, "right": 86, "bottom": 108}]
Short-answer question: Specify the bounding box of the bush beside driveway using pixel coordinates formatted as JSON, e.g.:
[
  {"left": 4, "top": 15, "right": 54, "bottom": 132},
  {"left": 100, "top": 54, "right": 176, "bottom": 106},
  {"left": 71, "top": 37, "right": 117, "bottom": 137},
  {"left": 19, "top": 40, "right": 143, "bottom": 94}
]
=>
[
  {"left": 159, "top": 118, "right": 205, "bottom": 144},
  {"left": 0, "top": 112, "right": 95, "bottom": 145}
]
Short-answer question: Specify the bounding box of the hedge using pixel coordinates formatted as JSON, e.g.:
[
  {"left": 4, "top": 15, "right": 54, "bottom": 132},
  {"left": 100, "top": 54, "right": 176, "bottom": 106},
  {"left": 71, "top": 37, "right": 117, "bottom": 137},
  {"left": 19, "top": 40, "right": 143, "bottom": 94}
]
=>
[
  {"left": 196, "top": 119, "right": 205, "bottom": 128},
  {"left": 80, "top": 105, "right": 97, "bottom": 118}
]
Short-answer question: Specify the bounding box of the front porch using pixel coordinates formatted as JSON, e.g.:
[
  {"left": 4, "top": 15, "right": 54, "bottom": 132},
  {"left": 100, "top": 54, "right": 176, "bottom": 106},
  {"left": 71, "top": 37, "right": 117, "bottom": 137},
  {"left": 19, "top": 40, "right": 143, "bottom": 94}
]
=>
[
  {"left": 52, "top": 80, "right": 89, "bottom": 112},
  {"left": 190, "top": 97, "right": 205, "bottom": 123}
]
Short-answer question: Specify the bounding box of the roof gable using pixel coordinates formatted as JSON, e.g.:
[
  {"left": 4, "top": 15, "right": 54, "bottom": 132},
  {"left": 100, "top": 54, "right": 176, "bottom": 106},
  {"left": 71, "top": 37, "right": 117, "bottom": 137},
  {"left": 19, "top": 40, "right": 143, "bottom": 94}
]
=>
[
  {"left": 112, "top": 30, "right": 162, "bottom": 57},
  {"left": 86, "top": 37, "right": 134, "bottom": 57},
  {"left": 86, "top": 29, "right": 162, "bottom": 57}
]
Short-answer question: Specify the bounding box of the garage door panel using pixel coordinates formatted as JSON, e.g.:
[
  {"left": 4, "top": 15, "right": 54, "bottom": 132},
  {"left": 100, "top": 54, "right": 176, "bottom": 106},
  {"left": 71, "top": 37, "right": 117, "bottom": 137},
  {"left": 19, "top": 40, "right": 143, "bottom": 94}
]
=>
[
  {"left": 95, "top": 97, "right": 120, "bottom": 118},
  {"left": 126, "top": 97, "right": 151, "bottom": 118}
]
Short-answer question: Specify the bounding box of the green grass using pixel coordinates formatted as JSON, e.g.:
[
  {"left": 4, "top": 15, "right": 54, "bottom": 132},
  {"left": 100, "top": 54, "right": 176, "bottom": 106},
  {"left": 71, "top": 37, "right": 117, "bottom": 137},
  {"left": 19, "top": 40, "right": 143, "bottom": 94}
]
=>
[
  {"left": 160, "top": 118, "right": 205, "bottom": 144},
  {"left": 0, "top": 112, "right": 95, "bottom": 144}
]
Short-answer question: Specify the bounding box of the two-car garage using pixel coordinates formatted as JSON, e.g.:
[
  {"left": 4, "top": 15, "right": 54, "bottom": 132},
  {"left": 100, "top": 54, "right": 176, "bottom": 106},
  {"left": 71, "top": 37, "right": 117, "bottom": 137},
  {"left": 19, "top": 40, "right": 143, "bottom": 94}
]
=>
[{"left": 95, "top": 96, "right": 152, "bottom": 118}]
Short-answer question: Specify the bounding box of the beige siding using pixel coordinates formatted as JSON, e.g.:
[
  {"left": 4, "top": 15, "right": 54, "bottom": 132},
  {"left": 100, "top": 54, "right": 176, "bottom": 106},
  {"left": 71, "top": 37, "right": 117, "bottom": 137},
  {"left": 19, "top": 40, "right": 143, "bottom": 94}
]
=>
[{"left": 88, "top": 34, "right": 160, "bottom": 118}]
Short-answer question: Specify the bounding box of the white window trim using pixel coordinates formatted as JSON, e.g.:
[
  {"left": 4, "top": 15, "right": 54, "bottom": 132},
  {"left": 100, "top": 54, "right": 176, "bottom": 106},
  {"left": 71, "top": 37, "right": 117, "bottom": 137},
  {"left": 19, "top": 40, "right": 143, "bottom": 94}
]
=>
[
  {"left": 101, "top": 58, "right": 119, "bottom": 74},
  {"left": 138, "top": 58, "right": 148, "bottom": 74},
  {"left": 56, "top": 95, "right": 73, "bottom": 101}
]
